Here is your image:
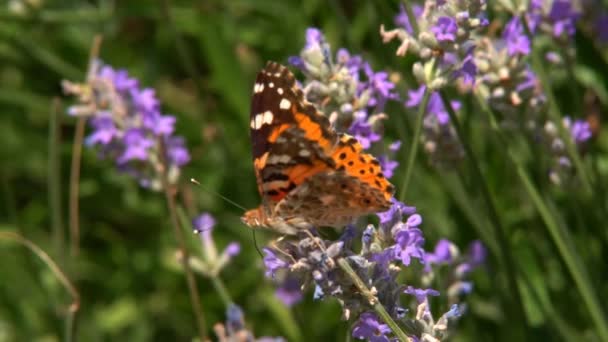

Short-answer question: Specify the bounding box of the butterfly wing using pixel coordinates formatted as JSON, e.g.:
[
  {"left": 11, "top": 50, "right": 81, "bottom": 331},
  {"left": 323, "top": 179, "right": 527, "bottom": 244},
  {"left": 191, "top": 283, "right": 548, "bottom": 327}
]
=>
[
  {"left": 249, "top": 62, "right": 338, "bottom": 205},
  {"left": 245, "top": 61, "right": 394, "bottom": 230}
]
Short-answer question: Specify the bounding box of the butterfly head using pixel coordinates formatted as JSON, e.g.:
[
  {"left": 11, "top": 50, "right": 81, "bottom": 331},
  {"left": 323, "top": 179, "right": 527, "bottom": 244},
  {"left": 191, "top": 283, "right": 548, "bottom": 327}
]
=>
[{"left": 242, "top": 205, "right": 314, "bottom": 235}]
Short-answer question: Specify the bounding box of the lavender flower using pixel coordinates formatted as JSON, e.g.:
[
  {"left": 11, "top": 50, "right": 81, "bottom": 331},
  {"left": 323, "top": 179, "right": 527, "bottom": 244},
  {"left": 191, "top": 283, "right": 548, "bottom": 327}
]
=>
[
  {"left": 192, "top": 213, "right": 241, "bottom": 277},
  {"left": 262, "top": 199, "right": 485, "bottom": 341},
  {"left": 423, "top": 239, "right": 486, "bottom": 305},
  {"left": 381, "top": 0, "right": 488, "bottom": 89},
  {"left": 352, "top": 312, "right": 392, "bottom": 342},
  {"left": 543, "top": 117, "right": 593, "bottom": 186},
  {"left": 213, "top": 304, "right": 285, "bottom": 342},
  {"left": 289, "top": 28, "right": 400, "bottom": 178},
  {"left": 62, "top": 60, "right": 190, "bottom": 190},
  {"left": 406, "top": 85, "right": 465, "bottom": 167},
  {"left": 474, "top": 35, "right": 546, "bottom": 131},
  {"left": 528, "top": 0, "right": 580, "bottom": 43},
  {"left": 503, "top": 17, "right": 531, "bottom": 56}
]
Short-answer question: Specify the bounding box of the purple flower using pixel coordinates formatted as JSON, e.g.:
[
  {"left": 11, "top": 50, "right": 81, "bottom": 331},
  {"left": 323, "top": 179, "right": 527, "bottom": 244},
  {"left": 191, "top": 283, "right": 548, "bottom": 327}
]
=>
[
  {"left": 352, "top": 312, "right": 391, "bottom": 342},
  {"left": 118, "top": 129, "right": 155, "bottom": 164},
  {"left": 86, "top": 114, "right": 117, "bottom": 146},
  {"left": 432, "top": 17, "right": 458, "bottom": 43},
  {"left": 406, "top": 85, "right": 426, "bottom": 108},
  {"left": 404, "top": 286, "right": 440, "bottom": 303},
  {"left": 456, "top": 54, "right": 477, "bottom": 85},
  {"left": 503, "top": 17, "right": 531, "bottom": 56},
  {"left": 393, "top": 226, "right": 425, "bottom": 266},
  {"left": 394, "top": 4, "right": 422, "bottom": 34},
  {"left": 224, "top": 242, "right": 241, "bottom": 257},
  {"left": 132, "top": 88, "right": 159, "bottom": 114},
  {"left": 467, "top": 240, "right": 487, "bottom": 267},
  {"left": 548, "top": 0, "right": 579, "bottom": 37},
  {"left": 570, "top": 119, "right": 592, "bottom": 144},
  {"left": 63, "top": 62, "right": 191, "bottom": 190},
  {"left": 363, "top": 63, "right": 398, "bottom": 108},
  {"left": 305, "top": 27, "right": 324, "bottom": 49},
  {"left": 263, "top": 248, "right": 289, "bottom": 278},
  {"left": 378, "top": 155, "right": 398, "bottom": 179},
  {"left": 275, "top": 276, "right": 303, "bottom": 307},
  {"left": 193, "top": 213, "right": 216, "bottom": 233},
  {"left": 166, "top": 136, "right": 191, "bottom": 166},
  {"left": 377, "top": 198, "right": 416, "bottom": 228},
  {"left": 349, "top": 114, "right": 381, "bottom": 149},
  {"left": 455, "top": 240, "right": 487, "bottom": 276},
  {"left": 425, "top": 239, "right": 456, "bottom": 265}
]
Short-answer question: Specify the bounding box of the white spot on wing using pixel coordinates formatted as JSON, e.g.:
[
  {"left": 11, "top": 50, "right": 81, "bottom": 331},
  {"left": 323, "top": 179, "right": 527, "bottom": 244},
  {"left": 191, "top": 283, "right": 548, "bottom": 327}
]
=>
[
  {"left": 254, "top": 113, "right": 263, "bottom": 129},
  {"left": 250, "top": 119, "right": 255, "bottom": 129},
  {"left": 277, "top": 88, "right": 284, "bottom": 95},
  {"left": 279, "top": 98, "right": 291, "bottom": 110},
  {"left": 255, "top": 83, "right": 264, "bottom": 93},
  {"left": 262, "top": 110, "right": 274, "bottom": 125},
  {"left": 268, "top": 82, "right": 274, "bottom": 88},
  {"left": 268, "top": 154, "right": 292, "bottom": 164},
  {"left": 299, "top": 149, "right": 311, "bottom": 157}
]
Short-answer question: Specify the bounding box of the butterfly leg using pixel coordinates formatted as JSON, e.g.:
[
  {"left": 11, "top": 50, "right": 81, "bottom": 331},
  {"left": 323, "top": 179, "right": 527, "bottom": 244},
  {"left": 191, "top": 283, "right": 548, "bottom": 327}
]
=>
[
  {"left": 269, "top": 235, "right": 297, "bottom": 264},
  {"left": 302, "top": 229, "right": 327, "bottom": 253}
]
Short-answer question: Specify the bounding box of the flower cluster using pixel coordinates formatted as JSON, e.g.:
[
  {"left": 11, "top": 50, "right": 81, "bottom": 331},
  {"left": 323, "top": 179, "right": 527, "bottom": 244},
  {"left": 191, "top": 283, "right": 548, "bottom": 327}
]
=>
[
  {"left": 263, "top": 199, "right": 485, "bottom": 341},
  {"left": 474, "top": 19, "right": 546, "bottom": 131},
  {"left": 289, "top": 28, "right": 401, "bottom": 177},
  {"left": 542, "top": 117, "right": 593, "bottom": 186},
  {"left": 527, "top": 0, "right": 580, "bottom": 45},
  {"left": 423, "top": 239, "right": 486, "bottom": 306},
  {"left": 473, "top": 15, "right": 595, "bottom": 186},
  {"left": 213, "top": 304, "right": 285, "bottom": 342},
  {"left": 381, "top": 0, "right": 488, "bottom": 89},
  {"left": 191, "top": 213, "right": 241, "bottom": 277},
  {"left": 406, "top": 86, "right": 465, "bottom": 167},
  {"left": 62, "top": 60, "right": 190, "bottom": 190}
]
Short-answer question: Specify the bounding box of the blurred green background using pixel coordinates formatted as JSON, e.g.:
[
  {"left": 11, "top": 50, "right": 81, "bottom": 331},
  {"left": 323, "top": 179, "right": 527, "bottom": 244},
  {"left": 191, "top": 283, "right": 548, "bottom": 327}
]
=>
[{"left": 1, "top": 0, "right": 608, "bottom": 341}]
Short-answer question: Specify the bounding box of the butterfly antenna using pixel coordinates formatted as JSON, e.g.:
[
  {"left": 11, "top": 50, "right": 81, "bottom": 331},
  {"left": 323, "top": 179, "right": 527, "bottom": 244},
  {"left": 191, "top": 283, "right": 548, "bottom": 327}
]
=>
[
  {"left": 252, "top": 230, "right": 263, "bottom": 258},
  {"left": 190, "top": 178, "right": 247, "bottom": 212},
  {"left": 191, "top": 178, "right": 265, "bottom": 258}
]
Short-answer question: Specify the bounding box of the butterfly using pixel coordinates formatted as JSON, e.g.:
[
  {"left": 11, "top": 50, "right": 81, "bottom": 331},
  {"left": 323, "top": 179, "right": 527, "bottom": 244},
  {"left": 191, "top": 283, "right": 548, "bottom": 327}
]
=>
[{"left": 241, "top": 62, "right": 394, "bottom": 235}]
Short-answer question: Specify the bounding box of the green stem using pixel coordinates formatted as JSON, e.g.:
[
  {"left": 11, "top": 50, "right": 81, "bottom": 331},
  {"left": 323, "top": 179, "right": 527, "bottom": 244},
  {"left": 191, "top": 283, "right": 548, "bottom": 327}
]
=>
[
  {"left": 521, "top": 16, "right": 593, "bottom": 194},
  {"left": 438, "top": 90, "right": 528, "bottom": 330},
  {"left": 159, "top": 142, "right": 207, "bottom": 341},
  {"left": 401, "top": 0, "right": 420, "bottom": 35},
  {"left": 210, "top": 276, "right": 232, "bottom": 307},
  {"left": 399, "top": 89, "right": 430, "bottom": 200},
  {"left": 337, "top": 258, "right": 410, "bottom": 341},
  {"left": 69, "top": 35, "right": 102, "bottom": 258},
  {"left": 0, "top": 232, "right": 80, "bottom": 342},
  {"left": 48, "top": 98, "right": 65, "bottom": 261},
  {"left": 475, "top": 93, "right": 608, "bottom": 341}
]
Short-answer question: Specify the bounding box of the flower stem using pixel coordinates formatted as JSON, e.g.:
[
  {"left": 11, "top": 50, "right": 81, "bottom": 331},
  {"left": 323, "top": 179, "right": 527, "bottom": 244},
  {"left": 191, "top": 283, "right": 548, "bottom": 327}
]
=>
[
  {"left": 69, "top": 35, "right": 103, "bottom": 258},
  {"left": 48, "top": 97, "right": 65, "bottom": 262},
  {"left": 401, "top": 0, "right": 420, "bottom": 35},
  {"left": 399, "top": 88, "right": 430, "bottom": 200},
  {"left": 438, "top": 90, "right": 528, "bottom": 332},
  {"left": 337, "top": 258, "right": 411, "bottom": 341},
  {"left": 0, "top": 231, "right": 80, "bottom": 342},
  {"left": 159, "top": 142, "right": 207, "bottom": 341},
  {"left": 475, "top": 93, "right": 608, "bottom": 342},
  {"left": 211, "top": 276, "right": 233, "bottom": 307}
]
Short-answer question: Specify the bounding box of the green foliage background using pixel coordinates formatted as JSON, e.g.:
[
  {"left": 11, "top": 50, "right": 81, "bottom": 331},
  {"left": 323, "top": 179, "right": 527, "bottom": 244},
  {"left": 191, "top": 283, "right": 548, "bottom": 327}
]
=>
[{"left": 1, "top": 0, "right": 608, "bottom": 341}]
